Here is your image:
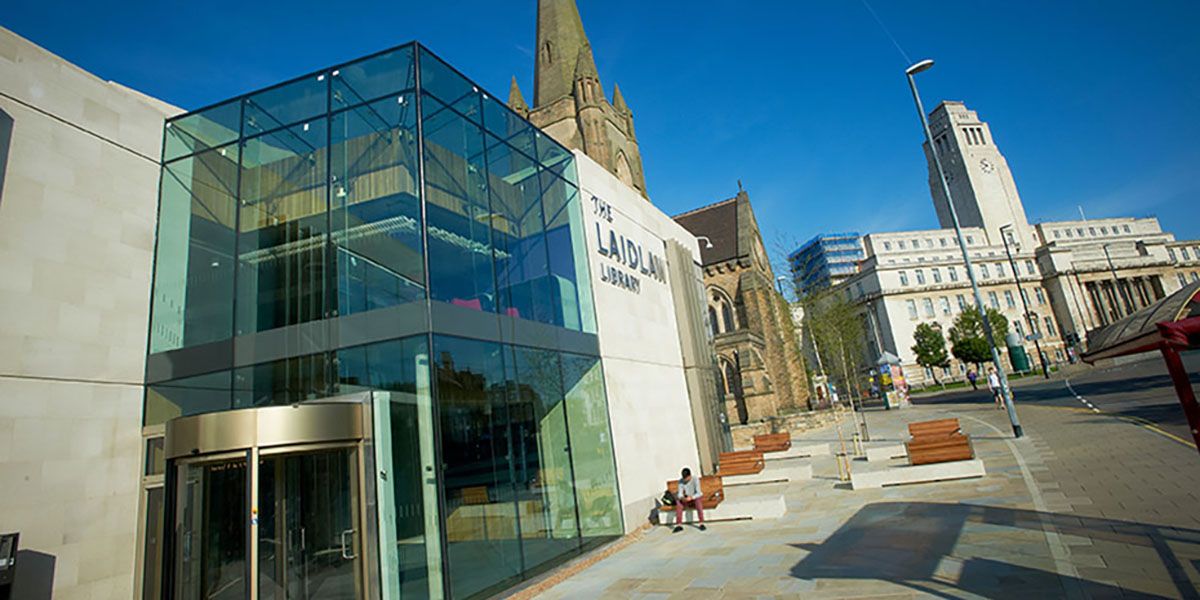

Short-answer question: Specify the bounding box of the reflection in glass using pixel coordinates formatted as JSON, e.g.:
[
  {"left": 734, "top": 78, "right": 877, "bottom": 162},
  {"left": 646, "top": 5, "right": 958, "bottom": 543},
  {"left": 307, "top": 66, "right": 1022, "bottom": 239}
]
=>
[
  {"left": 507, "top": 346, "right": 579, "bottom": 571},
  {"left": 489, "top": 136, "right": 553, "bottom": 324},
  {"left": 233, "top": 353, "right": 331, "bottom": 409},
  {"left": 540, "top": 172, "right": 594, "bottom": 332},
  {"left": 141, "top": 487, "right": 165, "bottom": 600},
  {"left": 562, "top": 354, "right": 622, "bottom": 539},
  {"left": 144, "top": 370, "right": 232, "bottom": 426},
  {"left": 419, "top": 50, "right": 480, "bottom": 124},
  {"left": 244, "top": 75, "right": 327, "bottom": 137},
  {"left": 164, "top": 101, "right": 241, "bottom": 162},
  {"left": 237, "top": 119, "right": 330, "bottom": 335},
  {"left": 175, "top": 459, "right": 246, "bottom": 600},
  {"left": 331, "top": 94, "right": 425, "bottom": 315},
  {"left": 423, "top": 96, "right": 496, "bottom": 313},
  {"left": 333, "top": 47, "right": 416, "bottom": 110},
  {"left": 150, "top": 145, "right": 240, "bottom": 353},
  {"left": 433, "top": 335, "right": 521, "bottom": 598}
]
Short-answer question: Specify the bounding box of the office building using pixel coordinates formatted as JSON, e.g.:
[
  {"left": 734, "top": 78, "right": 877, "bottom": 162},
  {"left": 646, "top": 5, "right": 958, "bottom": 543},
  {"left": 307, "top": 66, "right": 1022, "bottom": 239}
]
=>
[{"left": 788, "top": 232, "right": 864, "bottom": 296}]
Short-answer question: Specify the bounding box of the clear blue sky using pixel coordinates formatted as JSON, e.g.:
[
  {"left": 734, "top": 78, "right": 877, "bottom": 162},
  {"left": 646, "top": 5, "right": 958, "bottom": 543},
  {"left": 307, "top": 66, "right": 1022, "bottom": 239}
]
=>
[{"left": 6, "top": 1, "right": 1199, "bottom": 264}]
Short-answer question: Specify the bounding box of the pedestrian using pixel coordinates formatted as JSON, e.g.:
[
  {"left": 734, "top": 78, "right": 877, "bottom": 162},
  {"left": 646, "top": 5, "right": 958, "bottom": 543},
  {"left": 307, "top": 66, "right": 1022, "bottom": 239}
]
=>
[
  {"left": 672, "top": 467, "right": 707, "bottom": 533},
  {"left": 987, "top": 367, "right": 1004, "bottom": 409},
  {"left": 967, "top": 368, "right": 978, "bottom": 390}
]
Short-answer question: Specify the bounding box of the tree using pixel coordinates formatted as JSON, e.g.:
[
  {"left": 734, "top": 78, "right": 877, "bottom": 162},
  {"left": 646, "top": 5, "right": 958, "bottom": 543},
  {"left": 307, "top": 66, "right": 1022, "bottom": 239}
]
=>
[
  {"left": 800, "top": 289, "right": 869, "bottom": 404},
  {"left": 948, "top": 306, "right": 1010, "bottom": 367},
  {"left": 911, "top": 323, "right": 950, "bottom": 383}
]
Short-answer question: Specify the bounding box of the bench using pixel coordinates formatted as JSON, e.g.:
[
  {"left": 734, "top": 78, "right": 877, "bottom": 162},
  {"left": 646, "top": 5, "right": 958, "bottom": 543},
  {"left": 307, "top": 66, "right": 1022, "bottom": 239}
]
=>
[
  {"left": 717, "top": 450, "right": 765, "bottom": 476},
  {"left": 905, "top": 419, "right": 974, "bottom": 466},
  {"left": 907, "top": 418, "right": 962, "bottom": 441},
  {"left": 753, "top": 433, "right": 791, "bottom": 453},
  {"left": 663, "top": 475, "right": 724, "bottom": 510}
]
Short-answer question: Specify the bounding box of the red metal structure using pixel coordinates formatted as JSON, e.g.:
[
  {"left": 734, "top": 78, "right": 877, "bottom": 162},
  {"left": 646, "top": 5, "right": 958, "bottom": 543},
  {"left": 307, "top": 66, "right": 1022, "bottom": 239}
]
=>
[{"left": 1082, "top": 282, "right": 1200, "bottom": 455}]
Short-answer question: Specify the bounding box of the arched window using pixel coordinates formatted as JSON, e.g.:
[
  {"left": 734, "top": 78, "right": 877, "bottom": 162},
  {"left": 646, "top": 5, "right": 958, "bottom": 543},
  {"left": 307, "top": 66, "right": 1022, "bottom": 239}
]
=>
[
  {"left": 721, "top": 302, "right": 734, "bottom": 333},
  {"left": 708, "top": 286, "right": 736, "bottom": 334},
  {"left": 708, "top": 307, "right": 719, "bottom": 337}
]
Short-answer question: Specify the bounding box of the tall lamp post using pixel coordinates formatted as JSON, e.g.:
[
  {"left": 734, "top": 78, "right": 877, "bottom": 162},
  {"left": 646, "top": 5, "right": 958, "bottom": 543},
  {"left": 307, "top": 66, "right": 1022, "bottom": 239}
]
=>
[
  {"left": 906, "top": 59, "right": 1023, "bottom": 438},
  {"left": 999, "top": 223, "right": 1049, "bottom": 379},
  {"left": 1101, "top": 243, "right": 1134, "bottom": 315}
]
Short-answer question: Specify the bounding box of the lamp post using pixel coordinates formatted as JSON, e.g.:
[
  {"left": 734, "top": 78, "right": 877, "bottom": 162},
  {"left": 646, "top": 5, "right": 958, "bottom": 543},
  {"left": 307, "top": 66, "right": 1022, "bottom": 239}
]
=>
[
  {"left": 906, "top": 59, "right": 1022, "bottom": 438},
  {"left": 1000, "top": 224, "right": 1049, "bottom": 379},
  {"left": 1102, "top": 243, "right": 1134, "bottom": 316}
]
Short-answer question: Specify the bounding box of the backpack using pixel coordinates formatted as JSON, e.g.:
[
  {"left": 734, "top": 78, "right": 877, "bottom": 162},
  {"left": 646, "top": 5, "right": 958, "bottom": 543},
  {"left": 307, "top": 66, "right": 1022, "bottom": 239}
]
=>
[{"left": 661, "top": 488, "right": 677, "bottom": 506}]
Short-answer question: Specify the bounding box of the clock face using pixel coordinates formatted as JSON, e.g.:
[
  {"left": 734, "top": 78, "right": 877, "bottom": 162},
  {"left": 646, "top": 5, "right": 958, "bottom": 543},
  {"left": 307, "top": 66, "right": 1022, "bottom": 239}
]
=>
[{"left": 980, "top": 158, "right": 996, "bottom": 174}]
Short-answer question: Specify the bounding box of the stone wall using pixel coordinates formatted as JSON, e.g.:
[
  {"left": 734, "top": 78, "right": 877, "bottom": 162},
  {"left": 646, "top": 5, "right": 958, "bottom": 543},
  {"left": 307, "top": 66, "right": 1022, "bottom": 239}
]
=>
[{"left": 730, "top": 408, "right": 843, "bottom": 450}]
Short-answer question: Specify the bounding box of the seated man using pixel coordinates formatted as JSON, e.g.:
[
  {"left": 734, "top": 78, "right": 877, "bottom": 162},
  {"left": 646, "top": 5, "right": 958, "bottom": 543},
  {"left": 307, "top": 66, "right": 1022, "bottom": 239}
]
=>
[{"left": 673, "top": 467, "right": 707, "bottom": 533}]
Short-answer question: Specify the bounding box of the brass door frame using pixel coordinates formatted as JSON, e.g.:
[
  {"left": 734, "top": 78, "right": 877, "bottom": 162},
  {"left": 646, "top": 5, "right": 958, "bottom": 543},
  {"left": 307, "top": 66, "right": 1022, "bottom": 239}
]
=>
[{"left": 164, "top": 397, "right": 375, "bottom": 600}]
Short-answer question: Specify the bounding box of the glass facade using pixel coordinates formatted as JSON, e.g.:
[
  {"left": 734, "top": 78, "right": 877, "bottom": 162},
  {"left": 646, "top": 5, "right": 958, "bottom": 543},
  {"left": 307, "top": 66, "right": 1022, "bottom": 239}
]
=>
[
  {"left": 145, "top": 43, "right": 618, "bottom": 599},
  {"left": 788, "top": 232, "right": 865, "bottom": 296}
]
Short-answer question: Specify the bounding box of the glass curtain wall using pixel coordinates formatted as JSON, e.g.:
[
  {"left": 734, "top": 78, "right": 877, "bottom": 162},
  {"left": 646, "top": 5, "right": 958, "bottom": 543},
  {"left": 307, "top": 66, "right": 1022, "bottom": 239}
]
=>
[{"left": 146, "top": 43, "right": 618, "bottom": 599}]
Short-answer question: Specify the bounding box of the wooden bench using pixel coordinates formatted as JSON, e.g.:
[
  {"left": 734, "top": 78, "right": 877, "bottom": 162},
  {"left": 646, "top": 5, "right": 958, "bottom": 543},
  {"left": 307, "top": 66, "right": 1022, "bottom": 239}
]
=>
[
  {"left": 717, "top": 450, "right": 765, "bottom": 476},
  {"left": 663, "top": 475, "right": 724, "bottom": 510},
  {"left": 753, "top": 433, "right": 792, "bottom": 453},
  {"left": 905, "top": 419, "right": 974, "bottom": 466}
]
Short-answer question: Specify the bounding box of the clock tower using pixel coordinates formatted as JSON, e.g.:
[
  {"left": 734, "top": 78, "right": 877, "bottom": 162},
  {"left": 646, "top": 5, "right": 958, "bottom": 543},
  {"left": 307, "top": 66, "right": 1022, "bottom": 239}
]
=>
[{"left": 924, "top": 101, "right": 1035, "bottom": 249}]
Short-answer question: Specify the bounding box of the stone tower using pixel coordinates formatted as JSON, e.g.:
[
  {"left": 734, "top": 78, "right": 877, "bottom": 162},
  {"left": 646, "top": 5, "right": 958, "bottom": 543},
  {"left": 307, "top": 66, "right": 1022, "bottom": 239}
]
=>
[
  {"left": 924, "top": 101, "right": 1035, "bottom": 249},
  {"left": 508, "top": 0, "right": 649, "bottom": 197}
]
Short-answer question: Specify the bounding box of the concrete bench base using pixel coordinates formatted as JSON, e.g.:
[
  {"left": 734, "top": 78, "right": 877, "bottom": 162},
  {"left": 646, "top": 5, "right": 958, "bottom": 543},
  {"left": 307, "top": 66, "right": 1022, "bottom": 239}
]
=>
[
  {"left": 769, "top": 442, "right": 831, "bottom": 459},
  {"left": 865, "top": 443, "right": 907, "bottom": 462},
  {"left": 654, "top": 484, "right": 787, "bottom": 525},
  {"left": 850, "top": 458, "right": 985, "bottom": 490},
  {"left": 723, "top": 461, "right": 812, "bottom": 486}
]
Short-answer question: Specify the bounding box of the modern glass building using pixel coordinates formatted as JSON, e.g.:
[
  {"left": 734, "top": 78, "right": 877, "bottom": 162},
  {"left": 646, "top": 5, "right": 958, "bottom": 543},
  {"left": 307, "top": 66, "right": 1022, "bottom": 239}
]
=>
[
  {"left": 788, "top": 232, "right": 864, "bottom": 297},
  {"left": 140, "top": 42, "right": 621, "bottom": 599}
]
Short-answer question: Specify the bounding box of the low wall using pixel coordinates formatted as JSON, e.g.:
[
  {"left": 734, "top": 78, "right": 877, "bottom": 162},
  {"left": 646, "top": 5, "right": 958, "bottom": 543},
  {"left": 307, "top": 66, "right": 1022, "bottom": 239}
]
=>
[{"left": 730, "top": 408, "right": 842, "bottom": 450}]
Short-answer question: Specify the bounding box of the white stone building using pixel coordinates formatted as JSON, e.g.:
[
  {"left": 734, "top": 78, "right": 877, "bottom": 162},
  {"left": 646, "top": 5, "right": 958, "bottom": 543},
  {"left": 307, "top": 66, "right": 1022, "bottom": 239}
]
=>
[{"left": 839, "top": 101, "right": 1199, "bottom": 386}]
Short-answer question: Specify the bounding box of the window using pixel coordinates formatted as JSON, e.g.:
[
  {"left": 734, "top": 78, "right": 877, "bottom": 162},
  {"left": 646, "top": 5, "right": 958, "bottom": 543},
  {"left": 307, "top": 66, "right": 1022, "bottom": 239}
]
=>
[
  {"left": 1179, "top": 273, "right": 1189, "bottom": 286},
  {"left": 899, "top": 271, "right": 909, "bottom": 286},
  {"left": 1021, "top": 289, "right": 1030, "bottom": 305},
  {"left": 923, "top": 298, "right": 935, "bottom": 318},
  {"left": 1025, "top": 259, "right": 1035, "bottom": 275},
  {"left": 940, "top": 297, "right": 952, "bottom": 315},
  {"left": 1089, "top": 227, "right": 1096, "bottom": 236},
  {"left": 898, "top": 240, "right": 907, "bottom": 250},
  {"left": 949, "top": 266, "right": 959, "bottom": 282},
  {"left": 932, "top": 268, "right": 942, "bottom": 283},
  {"left": 987, "top": 291, "right": 999, "bottom": 309},
  {"left": 1015, "top": 321, "right": 1025, "bottom": 338},
  {"left": 1100, "top": 226, "right": 1109, "bottom": 235},
  {"left": 925, "top": 239, "right": 934, "bottom": 248},
  {"left": 1076, "top": 228, "right": 1085, "bottom": 237},
  {"left": 884, "top": 241, "right": 892, "bottom": 251},
  {"left": 1035, "top": 288, "right": 1046, "bottom": 304},
  {"left": 1065, "top": 229, "right": 1073, "bottom": 238},
  {"left": 906, "top": 299, "right": 918, "bottom": 320},
  {"left": 1169, "top": 248, "right": 1177, "bottom": 261},
  {"left": 1053, "top": 230, "right": 1061, "bottom": 239},
  {"left": 940, "top": 238, "right": 948, "bottom": 247},
  {"left": 1004, "top": 290, "right": 1016, "bottom": 308},
  {"left": 1192, "top": 272, "right": 1199, "bottom": 283},
  {"left": 956, "top": 294, "right": 967, "bottom": 310},
  {"left": 1183, "top": 247, "right": 1192, "bottom": 260},
  {"left": 1055, "top": 349, "right": 1065, "bottom": 361},
  {"left": 1044, "top": 316, "right": 1056, "bottom": 336},
  {"left": 916, "top": 269, "right": 926, "bottom": 285},
  {"left": 1030, "top": 318, "right": 1041, "bottom": 335},
  {"left": 708, "top": 307, "right": 719, "bottom": 337},
  {"left": 996, "top": 263, "right": 1006, "bottom": 278},
  {"left": 912, "top": 239, "right": 920, "bottom": 249},
  {"left": 1123, "top": 225, "right": 1131, "bottom": 233},
  {"left": 966, "top": 235, "right": 975, "bottom": 244},
  {"left": 980, "top": 263, "right": 990, "bottom": 278}
]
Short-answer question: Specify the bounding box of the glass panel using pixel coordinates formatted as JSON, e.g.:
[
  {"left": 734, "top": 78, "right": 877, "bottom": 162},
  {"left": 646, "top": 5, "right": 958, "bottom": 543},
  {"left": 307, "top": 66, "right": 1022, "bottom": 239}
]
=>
[
  {"left": 150, "top": 144, "right": 240, "bottom": 353},
  {"left": 244, "top": 75, "right": 328, "bottom": 136},
  {"left": 331, "top": 94, "right": 425, "bottom": 316},
  {"left": 145, "top": 438, "right": 166, "bottom": 476},
  {"left": 433, "top": 335, "right": 521, "bottom": 598},
  {"left": 144, "top": 370, "right": 232, "bottom": 426},
  {"left": 488, "top": 137, "right": 553, "bottom": 325},
  {"left": 561, "top": 353, "right": 621, "bottom": 540},
  {"left": 507, "top": 346, "right": 579, "bottom": 571},
  {"left": 481, "top": 95, "right": 535, "bottom": 160},
  {"left": 422, "top": 95, "right": 497, "bottom": 313},
  {"left": 141, "top": 487, "right": 165, "bottom": 600},
  {"left": 418, "top": 49, "right": 481, "bottom": 124},
  {"left": 540, "top": 171, "right": 594, "bottom": 332},
  {"left": 233, "top": 353, "right": 332, "bottom": 409},
  {"left": 332, "top": 46, "right": 416, "bottom": 109},
  {"left": 175, "top": 458, "right": 247, "bottom": 600},
  {"left": 535, "top": 132, "right": 572, "bottom": 180},
  {"left": 237, "top": 118, "right": 330, "bottom": 335},
  {"left": 164, "top": 101, "right": 241, "bottom": 162},
  {"left": 337, "top": 337, "right": 443, "bottom": 598},
  {"left": 258, "top": 448, "right": 361, "bottom": 600}
]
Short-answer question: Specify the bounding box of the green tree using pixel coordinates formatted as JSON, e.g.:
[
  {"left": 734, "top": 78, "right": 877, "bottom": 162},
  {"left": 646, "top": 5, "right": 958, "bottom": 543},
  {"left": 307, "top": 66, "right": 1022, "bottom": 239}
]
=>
[
  {"left": 911, "top": 322, "right": 950, "bottom": 383},
  {"left": 800, "top": 289, "right": 869, "bottom": 404},
  {"left": 948, "top": 306, "right": 1010, "bottom": 367}
]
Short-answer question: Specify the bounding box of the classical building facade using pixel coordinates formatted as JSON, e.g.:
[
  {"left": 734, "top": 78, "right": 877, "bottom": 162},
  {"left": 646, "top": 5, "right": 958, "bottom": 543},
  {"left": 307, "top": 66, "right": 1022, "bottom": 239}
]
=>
[
  {"left": 835, "top": 101, "right": 1199, "bottom": 386},
  {"left": 675, "top": 189, "right": 811, "bottom": 423},
  {"left": 508, "top": 0, "right": 649, "bottom": 197}
]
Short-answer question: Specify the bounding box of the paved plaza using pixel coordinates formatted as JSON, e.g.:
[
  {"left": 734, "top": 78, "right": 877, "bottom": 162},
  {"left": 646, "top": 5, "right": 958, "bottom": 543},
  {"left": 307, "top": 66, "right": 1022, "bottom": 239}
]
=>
[{"left": 531, "top": 390, "right": 1200, "bottom": 599}]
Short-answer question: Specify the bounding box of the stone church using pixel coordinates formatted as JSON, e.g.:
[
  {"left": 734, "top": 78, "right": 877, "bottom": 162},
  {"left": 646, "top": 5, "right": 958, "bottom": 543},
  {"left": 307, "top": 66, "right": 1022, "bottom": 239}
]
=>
[
  {"left": 675, "top": 190, "right": 812, "bottom": 423},
  {"left": 508, "top": 0, "right": 648, "bottom": 197}
]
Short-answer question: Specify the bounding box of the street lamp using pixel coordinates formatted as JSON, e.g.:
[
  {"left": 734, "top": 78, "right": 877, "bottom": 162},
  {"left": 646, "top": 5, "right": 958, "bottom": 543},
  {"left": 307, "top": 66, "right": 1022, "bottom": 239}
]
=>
[
  {"left": 697, "top": 236, "right": 715, "bottom": 249},
  {"left": 999, "top": 223, "right": 1049, "bottom": 379},
  {"left": 906, "top": 59, "right": 1023, "bottom": 438},
  {"left": 1101, "top": 243, "right": 1134, "bottom": 316}
]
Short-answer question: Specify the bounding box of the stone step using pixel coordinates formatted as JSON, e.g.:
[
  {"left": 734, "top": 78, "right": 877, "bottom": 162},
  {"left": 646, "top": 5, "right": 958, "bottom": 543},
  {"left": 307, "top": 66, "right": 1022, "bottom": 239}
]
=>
[
  {"left": 850, "top": 458, "right": 986, "bottom": 490},
  {"left": 865, "top": 443, "right": 907, "bottom": 462},
  {"left": 722, "top": 460, "right": 812, "bottom": 486}
]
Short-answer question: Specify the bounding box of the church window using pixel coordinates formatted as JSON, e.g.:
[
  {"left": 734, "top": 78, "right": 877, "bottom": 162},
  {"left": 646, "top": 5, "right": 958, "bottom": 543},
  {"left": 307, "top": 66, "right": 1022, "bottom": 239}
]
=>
[
  {"left": 721, "top": 302, "right": 735, "bottom": 333},
  {"left": 542, "top": 41, "right": 553, "bottom": 63},
  {"left": 906, "top": 300, "right": 918, "bottom": 320},
  {"left": 708, "top": 307, "right": 719, "bottom": 337},
  {"left": 899, "top": 271, "right": 909, "bottom": 286}
]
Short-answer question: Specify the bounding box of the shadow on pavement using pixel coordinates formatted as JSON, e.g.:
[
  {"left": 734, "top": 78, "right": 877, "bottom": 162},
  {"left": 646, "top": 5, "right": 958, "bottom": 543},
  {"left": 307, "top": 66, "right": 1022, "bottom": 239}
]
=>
[{"left": 790, "top": 502, "right": 1200, "bottom": 599}]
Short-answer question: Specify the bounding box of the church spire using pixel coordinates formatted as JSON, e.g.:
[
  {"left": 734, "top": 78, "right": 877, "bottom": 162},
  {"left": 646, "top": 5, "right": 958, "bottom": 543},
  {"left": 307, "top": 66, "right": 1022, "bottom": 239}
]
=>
[
  {"left": 507, "top": 76, "right": 529, "bottom": 115},
  {"left": 534, "top": 0, "right": 591, "bottom": 107},
  {"left": 573, "top": 43, "right": 599, "bottom": 82},
  {"left": 612, "top": 82, "right": 628, "bottom": 112}
]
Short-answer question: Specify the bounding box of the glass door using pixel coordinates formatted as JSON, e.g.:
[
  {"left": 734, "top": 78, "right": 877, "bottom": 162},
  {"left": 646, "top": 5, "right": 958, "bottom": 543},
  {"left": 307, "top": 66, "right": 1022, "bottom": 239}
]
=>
[
  {"left": 174, "top": 456, "right": 249, "bottom": 600},
  {"left": 258, "top": 447, "right": 363, "bottom": 600}
]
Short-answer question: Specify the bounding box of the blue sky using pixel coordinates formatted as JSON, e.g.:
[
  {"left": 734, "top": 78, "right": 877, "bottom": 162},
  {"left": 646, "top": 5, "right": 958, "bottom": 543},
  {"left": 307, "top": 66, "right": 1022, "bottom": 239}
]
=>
[{"left": 6, "top": 1, "right": 1198, "bottom": 264}]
